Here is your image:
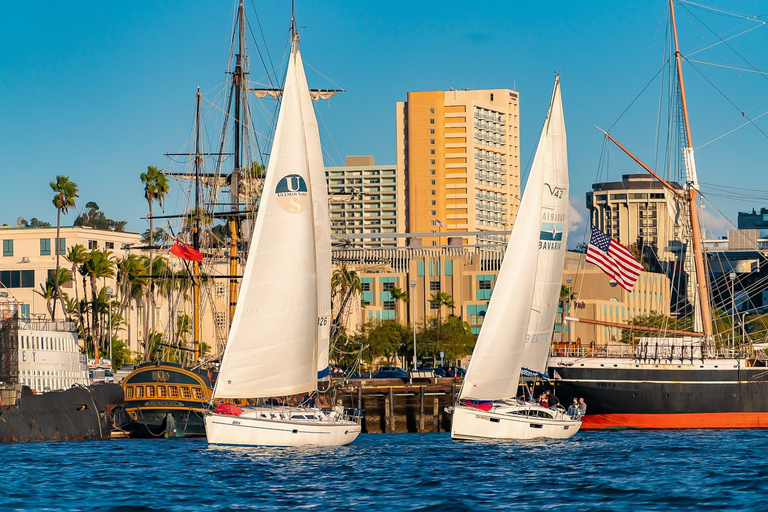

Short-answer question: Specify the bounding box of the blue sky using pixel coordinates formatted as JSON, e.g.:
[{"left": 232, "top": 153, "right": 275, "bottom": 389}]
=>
[{"left": 2, "top": 1, "right": 767, "bottom": 242}]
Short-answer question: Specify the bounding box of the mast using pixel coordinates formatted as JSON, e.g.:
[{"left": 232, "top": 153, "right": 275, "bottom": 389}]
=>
[
  {"left": 193, "top": 88, "right": 202, "bottom": 362},
  {"left": 670, "top": 0, "right": 713, "bottom": 338},
  {"left": 229, "top": 1, "right": 247, "bottom": 328}
]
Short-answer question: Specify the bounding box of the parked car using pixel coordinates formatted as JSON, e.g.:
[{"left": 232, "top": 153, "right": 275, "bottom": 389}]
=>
[
  {"left": 417, "top": 367, "right": 448, "bottom": 377},
  {"left": 441, "top": 366, "right": 466, "bottom": 377},
  {"left": 371, "top": 366, "right": 409, "bottom": 379}
]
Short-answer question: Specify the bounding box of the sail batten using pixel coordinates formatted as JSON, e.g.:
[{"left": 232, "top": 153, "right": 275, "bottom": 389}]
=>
[
  {"left": 460, "top": 77, "right": 568, "bottom": 401},
  {"left": 212, "top": 37, "right": 319, "bottom": 399}
]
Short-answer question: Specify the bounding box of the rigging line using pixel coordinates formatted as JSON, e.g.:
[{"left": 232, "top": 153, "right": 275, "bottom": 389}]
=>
[
  {"left": 684, "top": 58, "right": 768, "bottom": 141},
  {"left": 303, "top": 61, "right": 345, "bottom": 92},
  {"left": 248, "top": 0, "right": 279, "bottom": 88},
  {"left": 678, "top": 0, "right": 765, "bottom": 22},
  {"left": 679, "top": 3, "right": 768, "bottom": 85},
  {"left": 607, "top": 64, "right": 667, "bottom": 132},
  {"left": 699, "top": 181, "right": 768, "bottom": 194},
  {"left": 697, "top": 109, "right": 768, "bottom": 149},
  {"left": 686, "top": 59, "right": 768, "bottom": 75},
  {"left": 245, "top": 3, "right": 276, "bottom": 89}
]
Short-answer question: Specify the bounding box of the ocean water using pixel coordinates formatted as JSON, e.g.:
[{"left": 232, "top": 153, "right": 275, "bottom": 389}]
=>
[{"left": 1, "top": 430, "right": 766, "bottom": 511}]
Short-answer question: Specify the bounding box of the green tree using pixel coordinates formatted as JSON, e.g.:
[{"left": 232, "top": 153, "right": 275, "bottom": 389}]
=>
[
  {"left": 50, "top": 175, "right": 79, "bottom": 320},
  {"left": 117, "top": 254, "right": 147, "bottom": 353},
  {"left": 330, "top": 265, "right": 362, "bottom": 341},
  {"left": 418, "top": 316, "right": 476, "bottom": 364},
  {"left": 35, "top": 268, "right": 72, "bottom": 320},
  {"left": 140, "top": 165, "right": 170, "bottom": 336},
  {"left": 66, "top": 244, "right": 89, "bottom": 333},
  {"left": 81, "top": 249, "right": 116, "bottom": 360},
  {"left": 74, "top": 201, "right": 127, "bottom": 231}
]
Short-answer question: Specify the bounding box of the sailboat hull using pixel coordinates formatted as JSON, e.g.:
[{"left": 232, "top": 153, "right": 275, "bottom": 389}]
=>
[
  {"left": 450, "top": 402, "right": 581, "bottom": 441},
  {"left": 205, "top": 406, "right": 361, "bottom": 447}
]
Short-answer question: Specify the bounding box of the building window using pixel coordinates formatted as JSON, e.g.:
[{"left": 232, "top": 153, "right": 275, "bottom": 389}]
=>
[
  {"left": 430, "top": 180, "right": 436, "bottom": 185},
  {"left": 429, "top": 118, "right": 435, "bottom": 125},
  {"left": 429, "top": 108, "right": 435, "bottom": 114},
  {"left": 430, "top": 139, "right": 435, "bottom": 145},
  {"left": 430, "top": 301, "right": 440, "bottom": 309},
  {"left": 490, "top": 93, "right": 494, "bottom": 101},
  {"left": 383, "top": 301, "right": 395, "bottom": 311},
  {"left": 105, "top": 242, "right": 114, "bottom": 249},
  {"left": 40, "top": 238, "right": 51, "bottom": 256},
  {"left": 430, "top": 281, "right": 441, "bottom": 291},
  {"left": 430, "top": 159, "right": 435, "bottom": 165},
  {"left": 361, "top": 282, "right": 371, "bottom": 292},
  {"left": 382, "top": 281, "right": 395, "bottom": 291},
  {"left": 479, "top": 279, "right": 492, "bottom": 290},
  {"left": 429, "top": 149, "right": 435, "bottom": 155},
  {"left": 429, "top": 129, "right": 435, "bottom": 135},
  {"left": 431, "top": 210, "right": 436, "bottom": 216},
  {"left": 431, "top": 200, "right": 436, "bottom": 206},
  {"left": 88, "top": 240, "right": 97, "bottom": 250},
  {"left": 431, "top": 190, "right": 436, "bottom": 196},
  {"left": 2, "top": 240, "right": 13, "bottom": 257},
  {"left": 430, "top": 169, "right": 436, "bottom": 175},
  {"left": 57, "top": 238, "right": 66, "bottom": 255},
  {"left": 0, "top": 270, "right": 34, "bottom": 288}
]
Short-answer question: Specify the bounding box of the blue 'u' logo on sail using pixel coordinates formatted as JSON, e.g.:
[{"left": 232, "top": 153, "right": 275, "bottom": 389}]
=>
[
  {"left": 540, "top": 222, "right": 564, "bottom": 241},
  {"left": 275, "top": 174, "right": 307, "bottom": 193}
]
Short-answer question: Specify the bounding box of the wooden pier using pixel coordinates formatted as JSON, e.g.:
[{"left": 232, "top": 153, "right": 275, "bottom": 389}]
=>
[{"left": 339, "top": 377, "right": 460, "bottom": 434}]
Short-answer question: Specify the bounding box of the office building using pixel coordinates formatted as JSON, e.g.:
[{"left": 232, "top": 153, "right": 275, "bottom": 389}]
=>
[{"left": 396, "top": 88, "right": 521, "bottom": 246}]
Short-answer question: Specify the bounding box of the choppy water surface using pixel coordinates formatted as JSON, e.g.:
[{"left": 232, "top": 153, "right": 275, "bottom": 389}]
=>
[{"left": 2, "top": 430, "right": 767, "bottom": 511}]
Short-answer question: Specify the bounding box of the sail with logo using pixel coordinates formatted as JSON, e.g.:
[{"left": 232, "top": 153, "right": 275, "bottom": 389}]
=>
[
  {"left": 449, "top": 75, "right": 580, "bottom": 441},
  {"left": 204, "top": 19, "right": 360, "bottom": 447}
]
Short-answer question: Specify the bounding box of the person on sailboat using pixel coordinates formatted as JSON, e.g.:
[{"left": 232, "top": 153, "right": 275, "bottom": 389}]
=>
[
  {"left": 578, "top": 398, "right": 587, "bottom": 418},
  {"left": 568, "top": 398, "right": 579, "bottom": 419}
]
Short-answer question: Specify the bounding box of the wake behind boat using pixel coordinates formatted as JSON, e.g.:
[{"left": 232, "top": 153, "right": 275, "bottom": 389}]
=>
[
  {"left": 204, "top": 8, "right": 359, "bottom": 447},
  {"left": 450, "top": 76, "right": 580, "bottom": 441}
]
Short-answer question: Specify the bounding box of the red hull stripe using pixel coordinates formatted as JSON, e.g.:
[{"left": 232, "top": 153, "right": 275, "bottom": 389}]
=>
[{"left": 582, "top": 413, "right": 768, "bottom": 430}]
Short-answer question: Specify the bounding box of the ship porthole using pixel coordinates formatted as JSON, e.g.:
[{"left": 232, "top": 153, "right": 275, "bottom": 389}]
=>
[
  {"left": 632, "top": 393, "right": 636, "bottom": 397},
  {"left": 665, "top": 393, "right": 670, "bottom": 398}
]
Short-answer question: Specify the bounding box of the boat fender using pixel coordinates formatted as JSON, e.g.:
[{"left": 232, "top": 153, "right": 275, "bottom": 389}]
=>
[{"left": 214, "top": 404, "right": 242, "bottom": 416}]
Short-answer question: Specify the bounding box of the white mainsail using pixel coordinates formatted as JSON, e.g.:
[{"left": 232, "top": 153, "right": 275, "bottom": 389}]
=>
[
  {"left": 519, "top": 79, "right": 569, "bottom": 376},
  {"left": 212, "top": 36, "right": 318, "bottom": 399},
  {"left": 460, "top": 77, "right": 567, "bottom": 401},
  {"left": 298, "top": 50, "right": 332, "bottom": 379}
]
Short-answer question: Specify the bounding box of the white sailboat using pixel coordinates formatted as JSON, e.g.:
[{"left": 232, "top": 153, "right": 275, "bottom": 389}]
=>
[
  {"left": 204, "top": 22, "right": 360, "bottom": 447},
  {"left": 450, "top": 76, "right": 580, "bottom": 441}
]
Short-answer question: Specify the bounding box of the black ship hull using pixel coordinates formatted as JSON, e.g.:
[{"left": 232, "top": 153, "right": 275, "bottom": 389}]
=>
[
  {"left": 0, "top": 383, "right": 124, "bottom": 443},
  {"left": 548, "top": 357, "right": 768, "bottom": 429}
]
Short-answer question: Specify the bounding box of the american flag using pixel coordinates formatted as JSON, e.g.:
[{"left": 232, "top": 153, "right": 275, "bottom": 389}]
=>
[{"left": 585, "top": 225, "right": 643, "bottom": 291}]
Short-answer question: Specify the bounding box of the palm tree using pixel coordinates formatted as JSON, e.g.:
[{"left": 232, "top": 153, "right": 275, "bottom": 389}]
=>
[
  {"left": 35, "top": 268, "right": 73, "bottom": 320},
  {"left": 66, "top": 244, "right": 89, "bottom": 331},
  {"left": 82, "top": 249, "right": 116, "bottom": 361},
  {"left": 330, "top": 265, "right": 362, "bottom": 340},
  {"left": 117, "top": 254, "right": 147, "bottom": 353},
  {"left": 50, "top": 175, "right": 79, "bottom": 320},
  {"left": 389, "top": 286, "right": 410, "bottom": 323},
  {"left": 140, "top": 166, "right": 170, "bottom": 334},
  {"left": 429, "top": 291, "right": 455, "bottom": 363}
]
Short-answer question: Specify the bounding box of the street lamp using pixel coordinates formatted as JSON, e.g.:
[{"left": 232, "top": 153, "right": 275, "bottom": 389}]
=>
[
  {"left": 730, "top": 272, "right": 736, "bottom": 353},
  {"left": 106, "top": 287, "right": 113, "bottom": 368},
  {"left": 411, "top": 279, "right": 417, "bottom": 371}
]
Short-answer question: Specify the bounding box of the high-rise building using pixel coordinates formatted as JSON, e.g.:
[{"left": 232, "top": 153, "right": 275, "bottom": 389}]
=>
[
  {"left": 396, "top": 89, "right": 521, "bottom": 246},
  {"left": 587, "top": 174, "right": 683, "bottom": 261},
  {"left": 326, "top": 156, "right": 404, "bottom": 248}
]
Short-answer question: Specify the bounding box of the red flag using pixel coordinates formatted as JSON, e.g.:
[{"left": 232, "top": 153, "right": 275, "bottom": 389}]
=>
[
  {"left": 585, "top": 225, "right": 643, "bottom": 291},
  {"left": 170, "top": 238, "right": 203, "bottom": 262}
]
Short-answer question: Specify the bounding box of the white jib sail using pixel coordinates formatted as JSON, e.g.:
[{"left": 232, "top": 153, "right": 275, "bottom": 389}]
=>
[
  {"left": 297, "top": 46, "right": 332, "bottom": 379},
  {"left": 213, "top": 37, "right": 318, "bottom": 399},
  {"left": 459, "top": 79, "right": 566, "bottom": 401},
  {"left": 519, "top": 77, "right": 569, "bottom": 376}
]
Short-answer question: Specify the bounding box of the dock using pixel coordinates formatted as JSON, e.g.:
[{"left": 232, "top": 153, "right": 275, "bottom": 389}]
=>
[{"left": 339, "top": 377, "right": 460, "bottom": 433}]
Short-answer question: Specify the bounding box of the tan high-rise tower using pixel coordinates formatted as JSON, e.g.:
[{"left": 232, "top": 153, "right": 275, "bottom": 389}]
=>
[{"left": 396, "top": 89, "right": 521, "bottom": 246}]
